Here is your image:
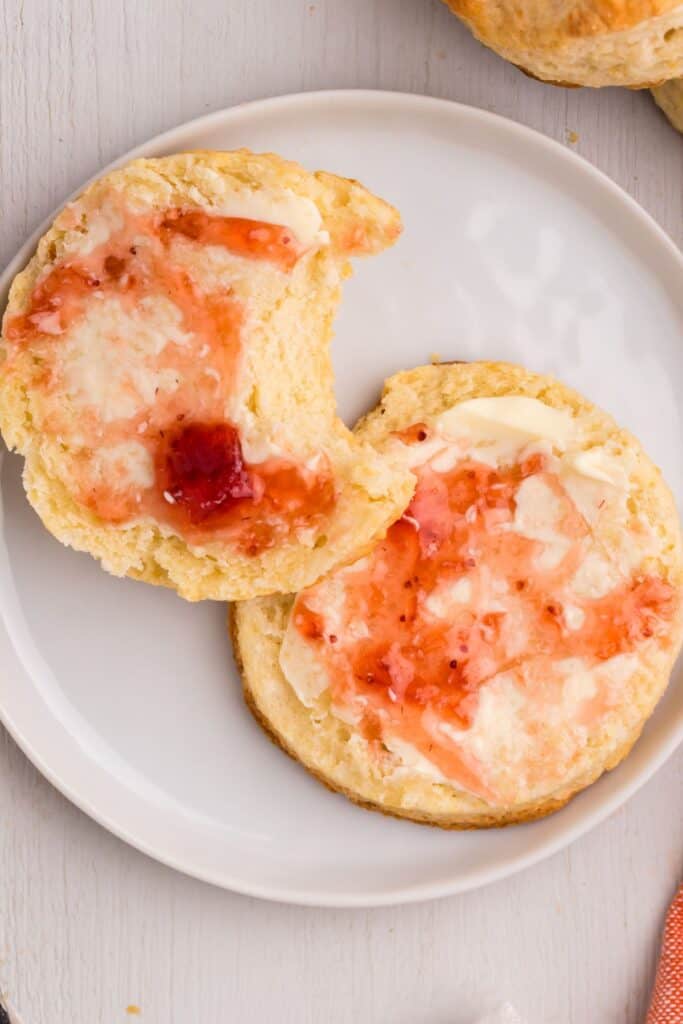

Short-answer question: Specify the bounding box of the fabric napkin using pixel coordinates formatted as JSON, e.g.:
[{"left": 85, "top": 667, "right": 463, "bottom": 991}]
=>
[{"left": 647, "top": 884, "right": 683, "bottom": 1023}]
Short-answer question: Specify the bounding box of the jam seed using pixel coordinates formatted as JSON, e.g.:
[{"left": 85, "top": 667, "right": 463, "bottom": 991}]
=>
[{"left": 104, "top": 254, "right": 126, "bottom": 278}]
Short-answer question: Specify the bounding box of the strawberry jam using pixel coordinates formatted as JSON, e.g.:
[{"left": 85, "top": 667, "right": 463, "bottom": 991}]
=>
[
  {"left": 152, "top": 421, "right": 336, "bottom": 550},
  {"left": 291, "top": 430, "right": 679, "bottom": 801},
  {"left": 160, "top": 211, "right": 305, "bottom": 271},
  {"left": 5, "top": 264, "right": 102, "bottom": 340},
  {"left": 154, "top": 431, "right": 336, "bottom": 553},
  {"left": 5, "top": 208, "right": 306, "bottom": 347},
  {"left": 161, "top": 422, "right": 254, "bottom": 523}
]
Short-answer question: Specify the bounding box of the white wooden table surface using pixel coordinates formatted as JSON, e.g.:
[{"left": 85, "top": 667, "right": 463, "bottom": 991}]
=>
[{"left": 1, "top": 2, "right": 682, "bottom": 1022}]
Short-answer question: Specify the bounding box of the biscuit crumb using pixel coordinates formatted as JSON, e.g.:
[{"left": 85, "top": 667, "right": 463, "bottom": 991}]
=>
[
  {"left": 126, "top": 1007, "right": 141, "bottom": 1017},
  {"left": 566, "top": 130, "right": 579, "bottom": 145}
]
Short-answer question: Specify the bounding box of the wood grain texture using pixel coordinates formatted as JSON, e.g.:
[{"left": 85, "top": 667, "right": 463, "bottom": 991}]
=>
[{"left": 0, "top": 2, "right": 682, "bottom": 1022}]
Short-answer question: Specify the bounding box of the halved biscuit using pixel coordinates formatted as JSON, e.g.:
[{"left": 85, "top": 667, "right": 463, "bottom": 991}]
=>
[
  {"left": 233, "top": 361, "right": 683, "bottom": 828},
  {"left": 0, "top": 150, "right": 413, "bottom": 600}
]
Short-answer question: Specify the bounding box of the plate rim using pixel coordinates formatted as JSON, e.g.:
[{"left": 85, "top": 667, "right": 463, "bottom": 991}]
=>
[{"left": 1, "top": 88, "right": 682, "bottom": 908}]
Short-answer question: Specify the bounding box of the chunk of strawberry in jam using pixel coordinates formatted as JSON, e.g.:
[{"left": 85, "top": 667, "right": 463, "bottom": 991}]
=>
[{"left": 162, "top": 422, "right": 254, "bottom": 523}]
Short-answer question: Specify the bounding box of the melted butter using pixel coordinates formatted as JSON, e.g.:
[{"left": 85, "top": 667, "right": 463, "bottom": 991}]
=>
[
  {"left": 61, "top": 183, "right": 329, "bottom": 256},
  {"left": 436, "top": 396, "right": 575, "bottom": 467},
  {"left": 204, "top": 188, "right": 329, "bottom": 249},
  {"left": 565, "top": 448, "right": 629, "bottom": 487},
  {"left": 280, "top": 400, "right": 678, "bottom": 805}
]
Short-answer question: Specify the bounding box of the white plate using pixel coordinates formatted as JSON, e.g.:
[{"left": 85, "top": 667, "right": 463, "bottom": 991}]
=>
[{"left": 1, "top": 91, "right": 682, "bottom": 908}]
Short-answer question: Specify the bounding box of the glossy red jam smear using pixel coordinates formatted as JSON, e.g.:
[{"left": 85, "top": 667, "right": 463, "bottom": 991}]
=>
[
  {"left": 155, "top": 421, "right": 336, "bottom": 553},
  {"left": 293, "top": 444, "right": 678, "bottom": 798},
  {"left": 162, "top": 423, "right": 253, "bottom": 523},
  {"left": 6, "top": 210, "right": 305, "bottom": 344},
  {"left": 4, "top": 202, "right": 334, "bottom": 552},
  {"left": 6, "top": 265, "right": 98, "bottom": 340},
  {"left": 160, "top": 211, "right": 304, "bottom": 271}
]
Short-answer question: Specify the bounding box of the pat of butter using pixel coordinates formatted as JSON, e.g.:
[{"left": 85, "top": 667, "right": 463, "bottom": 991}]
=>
[
  {"left": 208, "top": 188, "right": 329, "bottom": 249},
  {"left": 564, "top": 448, "right": 628, "bottom": 488},
  {"left": 431, "top": 396, "right": 575, "bottom": 470},
  {"left": 437, "top": 396, "right": 575, "bottom": 448},
  {"left": 383, "top": 735, "right": 449, "bottom": 784},
  {"left": 280, "top": 614, "right": 330, "bottom": 706}
]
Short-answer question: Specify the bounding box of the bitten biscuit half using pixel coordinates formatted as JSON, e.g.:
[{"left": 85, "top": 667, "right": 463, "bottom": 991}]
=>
[
  {"left": 442, "top": 1, "right": 683, "bottom": 88},
  {"left": 0, "top": 150, "right": 413, "bottom": 601},
  {"left": 233, "top": 361, "right": 683, "bottom": 828}
]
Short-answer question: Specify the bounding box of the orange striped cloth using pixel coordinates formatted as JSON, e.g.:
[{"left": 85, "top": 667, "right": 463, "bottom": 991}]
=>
[{"left": 647, "top": 885, "right": 683, "bottom": 1024}]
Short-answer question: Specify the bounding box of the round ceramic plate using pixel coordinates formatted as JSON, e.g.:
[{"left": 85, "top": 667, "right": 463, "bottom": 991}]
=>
[{"left": 1, "top": 91, "right": 682, "bottom": 908}]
